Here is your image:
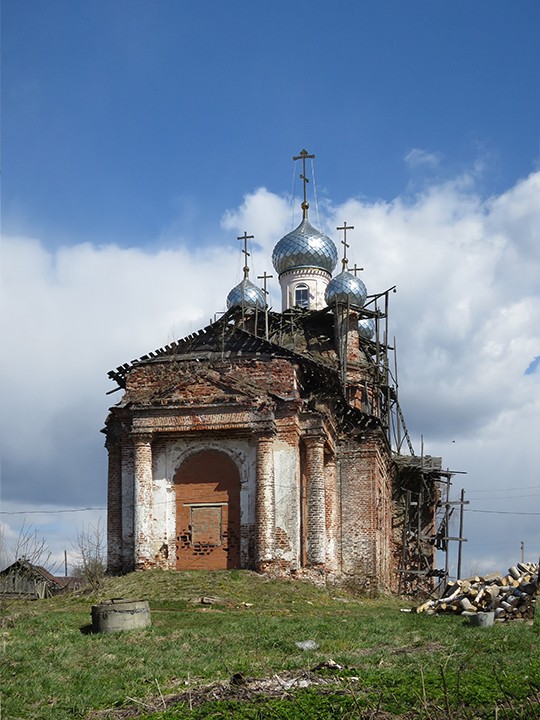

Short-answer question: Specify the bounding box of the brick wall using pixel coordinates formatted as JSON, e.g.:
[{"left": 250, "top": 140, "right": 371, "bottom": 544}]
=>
[
  {"left": 106, "top": 439, "right": 122, "bottom": 573},
  {"left": 174, "top": 449, "right": 241, "bottom": 570},
  {"left": 105, "top": 353, "right": 417, "bottom": 589},
  {"left": 338, "top": 435, "right": 394, "bottom": 592}
]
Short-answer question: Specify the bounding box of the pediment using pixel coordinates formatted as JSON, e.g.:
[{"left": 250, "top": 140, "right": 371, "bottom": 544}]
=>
[{"left": 122, "top": 360, "right": 296, "bottom": 408}]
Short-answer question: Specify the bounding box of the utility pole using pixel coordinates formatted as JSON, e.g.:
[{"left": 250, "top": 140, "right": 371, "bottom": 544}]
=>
[{"left": 457, "top": 488, "right": 465, "bottom": 580}]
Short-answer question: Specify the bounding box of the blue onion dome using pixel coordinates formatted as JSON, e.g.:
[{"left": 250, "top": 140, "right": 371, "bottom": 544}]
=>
[
  {"left": 324, "top": 270, "right": 367, "bottom": 309},
  {"left": 272, "top": 217, "right": 338, "bottom": 276},
  {"left": 226, "top": 278, "right": 266, "bottom": 310},
  {"left": 358, "top": 317, "right": 376, "bottom": 340}
]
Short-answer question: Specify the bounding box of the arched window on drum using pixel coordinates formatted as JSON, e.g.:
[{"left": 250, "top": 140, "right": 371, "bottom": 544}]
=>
[{"left": 294, "top": 283, "right": 310, "bottom": 308}]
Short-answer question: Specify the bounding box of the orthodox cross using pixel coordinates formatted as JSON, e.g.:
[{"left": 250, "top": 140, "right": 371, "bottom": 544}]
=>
[
  {"left": 257, "top": 270, "right": 273, "bottom": 340},
  {"left": 257, "top": 271, "right": 273, "bottom": 299},
  {"left": 337, "top": 222, "right": 354, "bottom": 270},
  {"left": 293, "top": 148, "right": 315, "bottom": 218},
  {"left": 350, "top": 263, "right": 364, "bottom": 276},
  {"left": 238, "top": 231, "right": 254, "bottom": 279}
]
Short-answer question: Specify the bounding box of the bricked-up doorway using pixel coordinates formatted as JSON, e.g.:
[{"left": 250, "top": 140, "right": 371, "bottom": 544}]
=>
[{"left": 174, "top": 450, "right": 241, "bottom": 570}]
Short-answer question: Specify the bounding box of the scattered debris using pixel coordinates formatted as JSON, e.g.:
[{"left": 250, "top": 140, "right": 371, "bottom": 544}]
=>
[
  {"left": 468, "top": 611, "right": 494, "bottom": 628},
  {"left": 192, "top": 596, "right": 222, "bottom": 605},
  {"left": 312, "top": 659, "right": 344, "bottom": 671},
  {"left": 89, "top": 667, "right": 356, "bottom": 719},
  {"left": 230, "top": 672, "right": 246, "bottom": 686},
  {"left": 417, "top": 562, "right": 539, "bottom": 621},
  {"left": 295, "top": 639, "right": 320, "bottom": 651}
]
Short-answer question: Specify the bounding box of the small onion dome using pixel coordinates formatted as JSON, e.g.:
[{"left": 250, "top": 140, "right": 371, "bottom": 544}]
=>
[
  {"left": 272, "top": 217, "right": 338, "bottom": 276},
  {"left": 226, "top": 278, "right": 266, "bottom": 310},
  {"left": 358, "top": 317, "right": 376, "bottom": 340},
  {"left": 324, "top": 270, "right": 367, "bottom": 309}
]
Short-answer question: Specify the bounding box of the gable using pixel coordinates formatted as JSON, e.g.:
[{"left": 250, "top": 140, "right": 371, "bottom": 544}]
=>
[
  {"left": 108, "top": 310, "right": 383, "bottom": 435},
  {"left": 121, "top": 357, "right": 300, "bottom": 408}
]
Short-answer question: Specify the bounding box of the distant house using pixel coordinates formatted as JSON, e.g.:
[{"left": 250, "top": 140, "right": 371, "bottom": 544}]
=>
[{"left": 0, "top": 559, "right": 76, "bottom": 599}]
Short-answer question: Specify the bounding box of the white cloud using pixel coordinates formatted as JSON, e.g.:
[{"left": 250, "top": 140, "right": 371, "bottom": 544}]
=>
[
  {"left": 324, "top": 174, "right": 540, "bottom": 443},
  {"left": 404, "top": 147, "right": 442, "bottom": 169},
  {"left": 221, "top": 186, "right": 290, "bottom": 252},
  {"left": 1, "top": 170, "right": 539, "bottom": 575}
]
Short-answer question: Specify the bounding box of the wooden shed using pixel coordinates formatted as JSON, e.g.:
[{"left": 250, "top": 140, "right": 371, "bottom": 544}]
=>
[{"left": 0, "top": 559, "right": 73, "bottom": 599}]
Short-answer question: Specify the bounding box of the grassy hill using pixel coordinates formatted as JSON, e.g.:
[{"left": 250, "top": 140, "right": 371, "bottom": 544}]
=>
[{"left": 1, "top": 570, "right": 539, "bottom": 719}]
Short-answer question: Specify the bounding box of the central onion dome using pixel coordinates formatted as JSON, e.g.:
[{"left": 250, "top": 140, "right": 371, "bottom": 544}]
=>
[
  {"left": 272, "top": 217, "right": 338, "bottom": 276},
  {"left": 226, "top": 277, "right": 266, "bottom": 310},
  {"left": 325, "top": 270, "right": 367, "bottom": 309}
]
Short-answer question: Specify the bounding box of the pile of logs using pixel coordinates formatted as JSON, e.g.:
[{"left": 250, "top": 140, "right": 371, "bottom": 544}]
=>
[{"left": 417, "top": 562, "right": 539, "bottom": 621}]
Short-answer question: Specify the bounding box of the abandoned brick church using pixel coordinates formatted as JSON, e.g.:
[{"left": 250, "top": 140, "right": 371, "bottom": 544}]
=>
[{"left": 104, "top": 150, "right": 445, "bottom": 593}]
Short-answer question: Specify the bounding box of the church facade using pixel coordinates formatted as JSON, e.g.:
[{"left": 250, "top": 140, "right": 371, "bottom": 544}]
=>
[{"left": 104, "top": 151, "right": 442, "bottom": 592}]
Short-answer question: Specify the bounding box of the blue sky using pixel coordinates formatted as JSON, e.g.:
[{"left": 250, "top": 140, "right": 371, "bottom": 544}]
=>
[
  {"left": 1, "top": 1, "right": 539, "bottom": 575},
  {"left": 4, "top": 2, "right": 539, "bottom": 246}
]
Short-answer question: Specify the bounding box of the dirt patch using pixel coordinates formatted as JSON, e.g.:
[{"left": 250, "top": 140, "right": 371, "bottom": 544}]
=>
[
  {"left": 352, "top": 641, "right": 444, "bottom": 658},
  {"left": 88, "top": 669, "right": 373, "bottom": 719}
]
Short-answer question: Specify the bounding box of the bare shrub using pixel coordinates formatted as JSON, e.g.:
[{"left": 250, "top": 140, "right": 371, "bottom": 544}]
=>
[{"left": 72, "top": 520, "right": 106, "bottom": 593}]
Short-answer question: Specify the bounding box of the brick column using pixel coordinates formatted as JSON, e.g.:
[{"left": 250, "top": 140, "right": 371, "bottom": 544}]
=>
[
  {"left": 304, "top": 436, "right": 326, "bottom": 565},
  {"left": 106, "top": 438, "right": 122, "bottom": 573},
  {"left": 324, "top": 455, "right": 338, "bottom": 570},
  {"left": 256, "top": 434, "right": 275, "bottom": 568},
  {"left": 121, "top": 437, "right": 134, "bottom": 571},
  {"left": 133, "top": 433, "right": 153, "bottom": 570}
]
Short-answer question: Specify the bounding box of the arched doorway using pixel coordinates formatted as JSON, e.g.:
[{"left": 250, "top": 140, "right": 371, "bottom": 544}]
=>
[{"left": 174, "top": 449, "right": 241, "bottom": 570}]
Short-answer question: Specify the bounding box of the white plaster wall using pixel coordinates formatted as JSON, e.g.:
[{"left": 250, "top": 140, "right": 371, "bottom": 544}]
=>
[
  {"left": 273, "top": 441, "right": 300, "bottom": 565},
  {"left": 152, "top": 437, "right": 257, "bottom": 568},
  {"left": 151, "top": 476, "right": 175, "bottom": 562},
  {"left": 279, "top": 269, "right": 331, "bottom": 311}
]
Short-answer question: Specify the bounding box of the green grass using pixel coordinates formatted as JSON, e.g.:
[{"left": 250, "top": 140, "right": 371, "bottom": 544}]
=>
[{"left": 1, "top": 570, "right": 539, "bottom": 719}]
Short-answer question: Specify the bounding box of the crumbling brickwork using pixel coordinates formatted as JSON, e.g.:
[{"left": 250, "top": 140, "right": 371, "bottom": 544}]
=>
[
  {"left": 104, "top": 306, "right": 439, "bottom": 591},
  {"left": 174, "top": 449, "right": 241, "bottom": 570}
]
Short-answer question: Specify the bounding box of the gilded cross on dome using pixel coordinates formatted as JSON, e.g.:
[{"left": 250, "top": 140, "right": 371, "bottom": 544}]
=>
[
  {"left": 337, "top": 222, "right": 354, "bottom": 270},
  {"left": 293, "top": 148, "right": 316, "bottom": 219},
  {"left": 237, "top": 231, "right": 254, "bottom": 279}
]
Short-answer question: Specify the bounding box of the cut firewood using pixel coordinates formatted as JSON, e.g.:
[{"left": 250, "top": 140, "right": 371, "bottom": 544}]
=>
[{"left": 415, "top": 562, "right": 538, "bottom": 621}]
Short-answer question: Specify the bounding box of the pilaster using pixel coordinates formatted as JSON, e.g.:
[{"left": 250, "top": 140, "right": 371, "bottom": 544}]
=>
[
  {"left": 133, "top": 432, "right": 154, "bottom": 570},
  {"left": 106, "top": 438, "right": 122, "bottom": 573},
  {"left": 324, "top": 455, "right": 338, "bottom": 570},
  {"left": 255, "top": 434, "right": 275, "bottom": 568},
  {"left": 304, "top": 435, "right": 326, "bottom": 565}
]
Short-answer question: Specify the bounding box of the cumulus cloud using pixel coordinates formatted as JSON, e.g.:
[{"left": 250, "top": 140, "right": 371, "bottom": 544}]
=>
[
  {"left": 0, "top": 236, "right": 250, "bottom": 562},
  {"left": 1, "top": 170, "right": 539, "bottom": 573},
  {"left": 318, "top": 175, "right": 540, "bottom": 439},
  {"left": 404, "top": 147, "right": 442, "bottom": 168},
  {"left": 222, "top": 186, "right": 290, "bottom": 252}
]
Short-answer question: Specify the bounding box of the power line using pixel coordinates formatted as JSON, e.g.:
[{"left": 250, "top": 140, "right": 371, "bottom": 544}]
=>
[
  {"left": 467, "top": 485, "right": 539, "bottom": 493},
  {"left": 0, "top": 487, "right": 300, "bottom": 518},
  {"left": 0, "top": 507, "right": 104, "bottom": 516},
  {"left": 466, "top": 493, "right": 540, "bottom": 500},
  {"left": 3, "top": 503, "right": 539, "bottom": 520},
  {"left": 465, "top": 509, "right": 540, "bottom": 516}
]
